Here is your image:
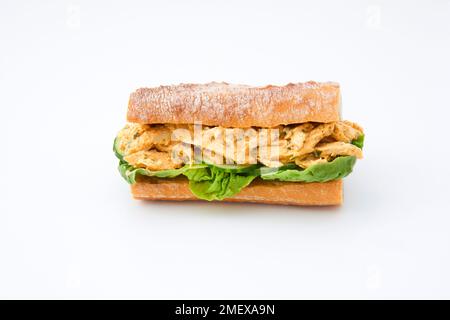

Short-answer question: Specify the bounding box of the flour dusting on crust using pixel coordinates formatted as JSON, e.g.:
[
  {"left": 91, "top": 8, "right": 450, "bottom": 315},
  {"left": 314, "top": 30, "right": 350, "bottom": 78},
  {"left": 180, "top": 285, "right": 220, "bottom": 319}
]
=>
[{"left": 127, "top": 81, "right": 340, "bottom": 127}]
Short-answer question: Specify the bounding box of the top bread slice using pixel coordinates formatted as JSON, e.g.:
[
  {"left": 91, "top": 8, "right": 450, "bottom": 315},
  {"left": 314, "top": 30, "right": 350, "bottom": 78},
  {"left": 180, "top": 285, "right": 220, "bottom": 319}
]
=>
[{"left": 127, "top": 82, "right": 341, "bottom": 127}]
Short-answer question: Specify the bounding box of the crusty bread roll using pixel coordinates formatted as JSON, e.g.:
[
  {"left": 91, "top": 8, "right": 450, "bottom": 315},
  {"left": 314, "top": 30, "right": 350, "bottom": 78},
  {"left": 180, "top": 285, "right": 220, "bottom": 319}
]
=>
[
  {"left": 127, "top": 82, "right": 340, "bottom": 127},
  {"left": 132, "top": 176, "right": 343, "bottom": 206}
]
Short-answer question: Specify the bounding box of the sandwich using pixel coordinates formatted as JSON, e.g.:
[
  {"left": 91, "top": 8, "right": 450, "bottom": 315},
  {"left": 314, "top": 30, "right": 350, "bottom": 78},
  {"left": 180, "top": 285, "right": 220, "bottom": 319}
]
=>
[{"left": 113, "top": 82, "right": 364, "bottom": 206}]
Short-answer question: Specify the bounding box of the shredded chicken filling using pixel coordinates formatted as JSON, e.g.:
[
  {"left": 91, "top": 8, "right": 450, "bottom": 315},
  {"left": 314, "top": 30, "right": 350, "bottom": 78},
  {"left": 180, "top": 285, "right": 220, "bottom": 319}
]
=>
[{"left": 116, "top": 121, "right": 363, "bottom": 171}]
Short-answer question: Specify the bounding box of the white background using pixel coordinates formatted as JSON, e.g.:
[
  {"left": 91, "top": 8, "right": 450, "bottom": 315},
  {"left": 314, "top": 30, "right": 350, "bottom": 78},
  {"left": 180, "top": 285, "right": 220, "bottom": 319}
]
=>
[{"left": 1, "top": 0, "right": 449, "bottom": 299}]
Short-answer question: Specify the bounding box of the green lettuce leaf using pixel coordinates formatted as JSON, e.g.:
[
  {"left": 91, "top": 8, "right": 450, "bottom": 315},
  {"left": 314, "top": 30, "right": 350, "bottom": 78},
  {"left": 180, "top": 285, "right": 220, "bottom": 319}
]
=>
[
  {"left": 351, "top": 134, "right": 365, "bottom": 149},
  {"left": 186, "top": 166, "right": 258, "bottom": 201},
  {"left": 260, "top": 156, "right": 356, "bottom": 182},
  {"left": 113, "top": 137, "right": 124, "bottom": 161},
  {"left": 119, "top": 162, "right": 207, "bottom": 184},
  {"left": 211, "top": 163, "right": 261, "bottom": 173}
]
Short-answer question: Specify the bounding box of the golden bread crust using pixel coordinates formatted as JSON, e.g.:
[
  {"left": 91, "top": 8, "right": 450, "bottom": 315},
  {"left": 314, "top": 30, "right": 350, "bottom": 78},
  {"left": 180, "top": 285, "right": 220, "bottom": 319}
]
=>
[
  {"left": 131, "top": 176, "right": 343, "bottom": 206},
  {"left": 127, "top": 82, "right": 341, "bottom": 127}
]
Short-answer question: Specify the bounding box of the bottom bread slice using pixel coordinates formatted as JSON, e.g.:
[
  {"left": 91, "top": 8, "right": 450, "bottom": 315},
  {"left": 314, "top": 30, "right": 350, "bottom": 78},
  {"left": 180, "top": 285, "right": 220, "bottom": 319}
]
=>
[{"left": 131, "top": 176, "right": 343, "bottom": 206}]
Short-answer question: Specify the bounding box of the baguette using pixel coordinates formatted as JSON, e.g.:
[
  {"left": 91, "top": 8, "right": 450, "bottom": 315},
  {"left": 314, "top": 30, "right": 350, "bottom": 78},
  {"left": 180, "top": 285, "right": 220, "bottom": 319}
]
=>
[
  {"left": 116, "top": 81, "right": 361, "bottom": 206},
  {"left": 127, "top": 82, "right": 341, "bottom": 127},
  {"left": 131, "top": 176, "right": 343, "bottom": 206}
]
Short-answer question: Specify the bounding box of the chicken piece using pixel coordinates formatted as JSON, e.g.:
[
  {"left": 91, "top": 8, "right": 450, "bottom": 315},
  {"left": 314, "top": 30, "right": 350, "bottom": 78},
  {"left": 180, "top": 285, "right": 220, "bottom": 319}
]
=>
[
  {"left": 343, "top": 120, "right": 364, "bottom": 133},
  {"left": 258, "top": 143, "right": 284, "bottom": 167},
  {"left": 295, "top": 155, "right": 328, "bottom": 169},
  {"left": 277, "top": 139, "right": 293, "bottom": 163},
  {"left": 200, "top": 127, "right": 225, "bottom": 164},
  {"left": 170, "top": 142, "right": 193, "bottom": 165},
  {"left": 284, "top": 123, "right": 315, "bottom": 150},
  {"left": 294, "top": 123, "right": 335, "bottom": 157},
  {"left": 284, "top": 123, "right": 315, "bottom": 139},
  {"left": 117, "top": 123, "right": 150, "bottom": 154},
  {"left": 149, "top": 125, "right": 172, "bottom": 143},
  {"left": 124, "top": 150, "right": 182, "bottom": 171},
  {"left": 237, "top": 128, "right": 258, "bottom": 165},
  {"left": 117, "top": 124, "right": 172, "bottom": 155},
  {"left": 257, "top": 128, "right": 285, "bottom": 167},
  {"left": 332, "top": 121, "right": 363, "bottom": 143},
  {"left": 315, "top": 141, "right": 363, "bottom": 159},
  {"left": 289, "top": 128, "right": 306, "bottom": 152},
  {"left": 168, "top": 124, "right": 194, "bottom": 145},
  {"left": 201, "top": 127, "right": 224, "bottom": 149},
  {"left": 222, "top": 128, "right": 255, "bottom": 165},
  {"left": 278, "top": 123, "right": 316, "bottom": 162}
]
